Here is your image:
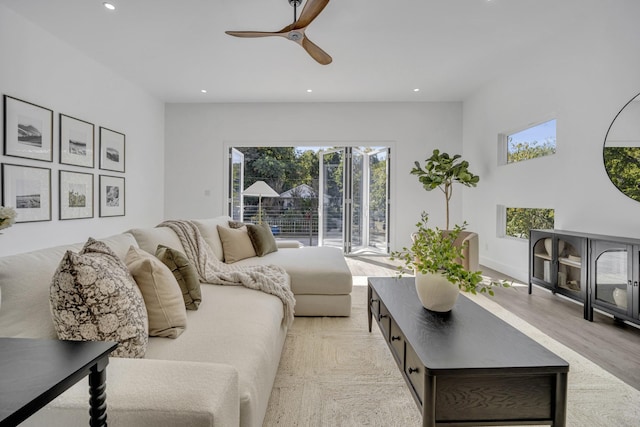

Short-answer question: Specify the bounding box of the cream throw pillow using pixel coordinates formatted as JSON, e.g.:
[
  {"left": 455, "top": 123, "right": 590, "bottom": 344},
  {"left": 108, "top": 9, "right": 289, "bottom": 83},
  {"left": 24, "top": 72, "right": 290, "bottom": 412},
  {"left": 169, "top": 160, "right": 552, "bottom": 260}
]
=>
[
  {"left": 217, "top": 225, "right": 257, "bottom": 263},
  {"left": 50, "top": 238, "right": 148, "bottom": 358},
  {"left": 125, "top": 246, "right": 187, "bottom": 339}
]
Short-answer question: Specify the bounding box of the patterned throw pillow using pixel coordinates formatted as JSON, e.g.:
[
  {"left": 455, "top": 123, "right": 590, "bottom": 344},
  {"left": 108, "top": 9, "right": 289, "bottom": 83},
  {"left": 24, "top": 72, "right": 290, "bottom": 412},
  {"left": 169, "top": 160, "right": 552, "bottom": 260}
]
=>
[
  {"left": 49, "top": 238, "right": 148, "bottom": 358},
  {"left": 155, "top": 245, "right": 202, "bottom": 310}
]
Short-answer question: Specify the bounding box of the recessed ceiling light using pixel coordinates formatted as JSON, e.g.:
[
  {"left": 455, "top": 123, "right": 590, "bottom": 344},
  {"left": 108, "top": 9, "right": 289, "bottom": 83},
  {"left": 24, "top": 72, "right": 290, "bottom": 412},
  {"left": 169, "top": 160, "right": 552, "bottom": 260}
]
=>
[
  {"left": 103, "top": 2, "right": 116, "bottom": 11},
  {"left": 200, "top": 89, "right": 207, "bottom": 94},
  {"left": 413, "top": 88, "right": 420, "bottom": 92},
  {"left": 307, "top": 89, "right": 313, "bottom": 93}
]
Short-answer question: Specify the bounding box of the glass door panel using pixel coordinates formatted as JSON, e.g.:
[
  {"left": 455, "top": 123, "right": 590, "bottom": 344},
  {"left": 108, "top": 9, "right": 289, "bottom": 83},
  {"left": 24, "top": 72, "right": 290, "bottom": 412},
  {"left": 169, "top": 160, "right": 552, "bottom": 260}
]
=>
[
  {"left": 557, "top": 238, "right": 582, "bottom": 293},
  {"left": 350, "top": 147, "right": 365, "bottom": 252},
  {"left": 368, "top": 148, "right": 389, "bottom": 253},
  {"left": 319, "top": 149, "right": 344, "bottom": 249},
  {"left": 532, "top": 236, "right": 553, "bottom": 284},
  {"left": 229, "top": 148, "right": 244, "bottom": 221},
  {"left": 594, "top": 249, "right": 628, "bottom": 310}
]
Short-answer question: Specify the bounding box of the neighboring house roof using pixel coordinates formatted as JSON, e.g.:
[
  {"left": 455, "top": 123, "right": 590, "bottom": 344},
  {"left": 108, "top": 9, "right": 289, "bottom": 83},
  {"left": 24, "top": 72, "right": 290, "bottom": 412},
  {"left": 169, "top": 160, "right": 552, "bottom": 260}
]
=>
[{"left": 279, "top": 184, "right": 317, "bottom": 199}]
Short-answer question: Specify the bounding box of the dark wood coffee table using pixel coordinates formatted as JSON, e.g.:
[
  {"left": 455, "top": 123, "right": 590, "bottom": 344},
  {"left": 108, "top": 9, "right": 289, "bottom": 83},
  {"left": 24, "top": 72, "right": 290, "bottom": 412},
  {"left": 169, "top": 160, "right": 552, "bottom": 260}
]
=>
[
  {"left": 368, "top": 277, "right": 569, "bottom": 427},
  {"left": 0, "top": 338, "right": 117, "bottom": 427}
]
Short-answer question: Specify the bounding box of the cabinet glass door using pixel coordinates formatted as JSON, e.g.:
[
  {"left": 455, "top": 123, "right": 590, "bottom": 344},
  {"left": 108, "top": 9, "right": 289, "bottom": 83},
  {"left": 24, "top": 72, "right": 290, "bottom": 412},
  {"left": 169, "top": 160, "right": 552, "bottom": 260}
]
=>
[
  {"left": 593, "top": 246, "right": 629, "bottom": 311},
  {"left": 557, "top": 237, "right": 583, "bottom": 294},
  {"left": 531, "top": 235, "right": 553, "bottom": 284}
]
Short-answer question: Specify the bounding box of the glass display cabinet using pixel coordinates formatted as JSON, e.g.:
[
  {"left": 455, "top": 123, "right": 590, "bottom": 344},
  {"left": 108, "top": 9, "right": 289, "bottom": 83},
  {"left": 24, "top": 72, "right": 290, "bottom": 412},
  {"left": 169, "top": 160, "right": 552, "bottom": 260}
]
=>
[
  {"left": 529, "top": 230, "right": 588, "bottom": 318},
  {"left": 590, "top": 240, "right": 640, "bottom": 324},
  {"left": 529, "top": 229, "right": 640, "bottom": 326}
]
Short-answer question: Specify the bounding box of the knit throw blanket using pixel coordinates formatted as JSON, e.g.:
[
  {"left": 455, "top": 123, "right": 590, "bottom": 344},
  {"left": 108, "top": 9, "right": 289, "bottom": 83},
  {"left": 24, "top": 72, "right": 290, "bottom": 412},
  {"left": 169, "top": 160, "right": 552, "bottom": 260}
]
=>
[{"left": 158, "top": 220, "right": 295, "bottom": 327}]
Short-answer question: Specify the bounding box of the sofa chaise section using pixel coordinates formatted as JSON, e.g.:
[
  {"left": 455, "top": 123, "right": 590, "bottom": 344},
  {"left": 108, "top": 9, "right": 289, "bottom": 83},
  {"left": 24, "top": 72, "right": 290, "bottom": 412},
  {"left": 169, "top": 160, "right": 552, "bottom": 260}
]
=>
[{"left": 188, "top": 216, "right": 353, "bottom": 316}]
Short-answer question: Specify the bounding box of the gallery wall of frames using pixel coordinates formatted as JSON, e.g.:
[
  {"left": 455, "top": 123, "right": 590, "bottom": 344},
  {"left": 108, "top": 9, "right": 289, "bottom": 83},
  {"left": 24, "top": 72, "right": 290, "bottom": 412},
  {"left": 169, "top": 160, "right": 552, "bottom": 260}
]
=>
[{"left": 1, "top": 94, "right": 126, "bottom": 223}]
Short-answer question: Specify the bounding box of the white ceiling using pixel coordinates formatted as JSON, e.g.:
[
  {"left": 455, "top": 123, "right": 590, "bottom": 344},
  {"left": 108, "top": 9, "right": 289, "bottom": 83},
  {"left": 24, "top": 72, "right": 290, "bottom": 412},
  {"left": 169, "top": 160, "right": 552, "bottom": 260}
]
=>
[{"left": 0, "top": 0, "right": 617, "bottom": 103}]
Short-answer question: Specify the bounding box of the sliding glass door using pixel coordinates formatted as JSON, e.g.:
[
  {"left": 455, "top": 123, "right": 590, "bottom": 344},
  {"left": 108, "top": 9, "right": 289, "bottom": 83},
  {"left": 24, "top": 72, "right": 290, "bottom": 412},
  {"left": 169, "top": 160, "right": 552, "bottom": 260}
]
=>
[
  {"left": 319, "top": 146, "right": 390, "bottom": 255},
  {"left": 229, "top": 145, "right": 389, "bottom": 254}
]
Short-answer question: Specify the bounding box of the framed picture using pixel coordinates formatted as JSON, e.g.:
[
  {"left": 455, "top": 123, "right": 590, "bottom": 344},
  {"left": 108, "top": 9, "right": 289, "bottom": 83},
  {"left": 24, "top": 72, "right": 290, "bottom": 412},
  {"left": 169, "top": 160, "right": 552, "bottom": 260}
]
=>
[
  {"left": 99, "top": 175, "right": 125, "bottom": 217},
  {"left": 3, "top": 95, "right": 53, "bottom": 162},
  {"left": 1, "top": 163, "right": 51, "bottom": 223},
  {"left": 99, "top": 127, "right": 125, "bottom": 172},
  {"left": 59, "top": 170, "right": 94, "bottom": 220},
  {"left": 60, "top": 114, "right": 95, "bottom": 168}
]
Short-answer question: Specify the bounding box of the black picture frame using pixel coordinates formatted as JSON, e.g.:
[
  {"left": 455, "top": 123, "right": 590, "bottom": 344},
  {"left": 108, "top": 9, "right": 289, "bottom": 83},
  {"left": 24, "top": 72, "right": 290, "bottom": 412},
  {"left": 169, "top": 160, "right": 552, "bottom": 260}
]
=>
[
  {"left": 99, "top": 127, "right": 125, "bottom": 172},
  {"left": 60, "top": 114, "right": 95, "bottom": 168},
  {"left": 3, "top": 95, "right": 54, "bottom": 162},
  {"left": 1, "top": 163, "right": 52, "bottom": 223},
  {"left": 99, "top": 174, "right": 125, "bottom": 217},
  {"left": 59, "top": 170, "right": 94, "bottom": 220}
]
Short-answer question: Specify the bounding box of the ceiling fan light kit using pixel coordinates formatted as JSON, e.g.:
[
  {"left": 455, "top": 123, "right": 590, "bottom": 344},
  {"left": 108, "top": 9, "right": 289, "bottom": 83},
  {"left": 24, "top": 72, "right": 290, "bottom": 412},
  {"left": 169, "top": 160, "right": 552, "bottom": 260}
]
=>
[{"left": 226, "top": 0, "right": 332, "bottom": 65}]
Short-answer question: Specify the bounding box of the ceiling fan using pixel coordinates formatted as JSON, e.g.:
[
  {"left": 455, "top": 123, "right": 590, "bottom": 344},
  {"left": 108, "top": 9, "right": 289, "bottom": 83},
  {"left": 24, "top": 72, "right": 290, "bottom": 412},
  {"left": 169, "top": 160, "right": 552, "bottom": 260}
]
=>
[{"left": 226, "top": 0, "right": 332, "bottom": 65}]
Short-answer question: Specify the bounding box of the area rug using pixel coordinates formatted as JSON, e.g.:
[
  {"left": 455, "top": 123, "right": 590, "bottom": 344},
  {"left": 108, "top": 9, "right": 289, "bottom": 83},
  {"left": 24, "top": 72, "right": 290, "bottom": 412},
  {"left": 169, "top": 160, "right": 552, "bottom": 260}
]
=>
[{"left": 263, "top": 277, "right": 640, "bottom": 426}]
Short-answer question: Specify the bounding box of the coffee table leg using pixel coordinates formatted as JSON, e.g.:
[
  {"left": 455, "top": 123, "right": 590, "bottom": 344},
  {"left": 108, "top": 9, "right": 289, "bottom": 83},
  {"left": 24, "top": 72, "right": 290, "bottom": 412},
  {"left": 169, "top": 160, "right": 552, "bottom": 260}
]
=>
[
  {"left": 422, "top": 374, "right": 436, "bottom": 427},
  {"left": 368, "top": 285, "right": 373, "bottom": 332},
  {"left": 89, "top": 358, "right": 109, "bottom": 427},
  {"left": 553, "top": 372, "right": 568, "bottom": 427}
]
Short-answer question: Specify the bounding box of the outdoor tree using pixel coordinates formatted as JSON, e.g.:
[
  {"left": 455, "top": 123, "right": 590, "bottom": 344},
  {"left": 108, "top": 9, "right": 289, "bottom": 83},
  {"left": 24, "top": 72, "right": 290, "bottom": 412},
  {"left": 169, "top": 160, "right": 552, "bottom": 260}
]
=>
[
  {"left": 507, "top": 139, "right": 556, "bottom": 163},
  {"left": 604, "top": 147, "right": 640, "bottom": 202},
  {"left": 506, "top": 208, "right": 555, "bottom": 239}
]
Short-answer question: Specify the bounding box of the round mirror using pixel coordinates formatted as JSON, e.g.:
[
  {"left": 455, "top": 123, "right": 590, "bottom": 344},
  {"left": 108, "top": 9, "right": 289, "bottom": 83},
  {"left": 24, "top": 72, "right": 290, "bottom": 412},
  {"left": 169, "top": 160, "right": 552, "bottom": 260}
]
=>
[{"left": 603, "top": 92, "right": 640, "bottom": 202}]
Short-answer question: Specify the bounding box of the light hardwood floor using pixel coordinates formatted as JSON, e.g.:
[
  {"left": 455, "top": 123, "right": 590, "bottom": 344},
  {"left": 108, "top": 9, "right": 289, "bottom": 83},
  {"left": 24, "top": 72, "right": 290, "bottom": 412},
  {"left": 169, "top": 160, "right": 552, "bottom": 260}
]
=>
[{"left": 345, "top": 255, "right": 640, "bottom": 391}]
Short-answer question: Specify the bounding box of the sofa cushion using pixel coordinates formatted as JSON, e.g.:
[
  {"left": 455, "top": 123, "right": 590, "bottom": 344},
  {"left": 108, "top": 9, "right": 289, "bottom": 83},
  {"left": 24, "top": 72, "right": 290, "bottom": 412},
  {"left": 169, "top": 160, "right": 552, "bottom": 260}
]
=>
[
  {"left": 0, "top": 234, "right": 137, "bottom": 340},
  {"left": 246, "top": 223, "right": 278, "bottom": 257},
  {"left": 144, "top": 284, "right": 287, "bottom": 427},
  {"left": 50, "top": 238, "right": 148, "bottom": 358},
  {"left": 21, "top": 358, "right": 240, "bottom": 427},
  {"left": 126, "top": 246, "right": 187, "bottom": 338},
  {"left": 233, "top": 246, "right": 353, "bottom": 295},
  {"left": 128, "top": 226, "right": 185, "bottom": 255},
  {"left": 217, "top": 225, "right": 257, "bottom": 263},
  {"left": 155, "top": 245, "right": 202, "bottom": 310},
  {"left": 192, "top": 216, "right": 232, "bottom": 261}
]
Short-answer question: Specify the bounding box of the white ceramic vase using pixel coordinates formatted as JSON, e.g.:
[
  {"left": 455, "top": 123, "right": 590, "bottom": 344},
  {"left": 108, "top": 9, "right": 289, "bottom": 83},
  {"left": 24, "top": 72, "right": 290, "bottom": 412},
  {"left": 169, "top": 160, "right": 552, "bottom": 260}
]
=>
[
  {"left": 612, "top": 288, "right": 627, "bottom": 309},
  {"left": 414, "top": 271, "right": 460, "bottom": 312}
]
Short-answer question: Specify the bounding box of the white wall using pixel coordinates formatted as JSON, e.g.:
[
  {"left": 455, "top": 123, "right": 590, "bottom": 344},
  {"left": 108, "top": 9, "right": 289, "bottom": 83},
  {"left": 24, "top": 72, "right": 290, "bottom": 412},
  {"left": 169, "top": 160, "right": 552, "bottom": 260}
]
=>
[
  {"left": 462, "top": 3, "right": 640, "bottom": 281},
  {"left": 0, "top": 5, "right": 165, "bottom": 257},
  {"left": 164, "top": 102, "right": 462, "bottom": 250}
]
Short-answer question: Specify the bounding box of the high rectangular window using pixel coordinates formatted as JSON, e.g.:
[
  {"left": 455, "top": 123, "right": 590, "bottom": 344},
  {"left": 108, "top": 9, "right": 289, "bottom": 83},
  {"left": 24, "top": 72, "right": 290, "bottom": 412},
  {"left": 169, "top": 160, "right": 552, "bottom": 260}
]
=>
[
  {"left": 503, "top": 207, "right": 555, "bottom": 239},
  {"left": 502, "top": 119, "right": 557, "bottom": 164}
]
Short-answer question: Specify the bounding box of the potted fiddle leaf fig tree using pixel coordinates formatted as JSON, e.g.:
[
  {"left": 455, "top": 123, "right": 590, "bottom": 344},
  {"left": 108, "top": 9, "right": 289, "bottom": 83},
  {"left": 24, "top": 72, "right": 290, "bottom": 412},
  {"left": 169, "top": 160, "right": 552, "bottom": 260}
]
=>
[
  {"left": 391, "top": 212, "right": 508, "bottom": 312},
  {"left": 411, "top": 149, "right": 479, "bottom": 230}
]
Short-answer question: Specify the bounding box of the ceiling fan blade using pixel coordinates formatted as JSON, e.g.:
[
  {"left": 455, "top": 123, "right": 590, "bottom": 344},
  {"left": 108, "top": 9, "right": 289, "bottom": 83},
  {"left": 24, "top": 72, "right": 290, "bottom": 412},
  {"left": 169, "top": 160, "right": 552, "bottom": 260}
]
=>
[
  {"left": 301, "top": 36, "right": 332, "bottom": 65},
  {"left": 225, "top": 31, "right": 282, "bottom": 38},
  {"left": 293, "top": 0, "right": 330, "bottom": 29}
]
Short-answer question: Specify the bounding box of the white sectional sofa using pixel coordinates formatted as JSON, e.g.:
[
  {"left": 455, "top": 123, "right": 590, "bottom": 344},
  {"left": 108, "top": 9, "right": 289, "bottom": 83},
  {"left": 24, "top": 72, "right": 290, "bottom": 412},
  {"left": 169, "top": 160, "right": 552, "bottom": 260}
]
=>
[{"left": 0, "top": 216, "right": 352, "bottom": 427}]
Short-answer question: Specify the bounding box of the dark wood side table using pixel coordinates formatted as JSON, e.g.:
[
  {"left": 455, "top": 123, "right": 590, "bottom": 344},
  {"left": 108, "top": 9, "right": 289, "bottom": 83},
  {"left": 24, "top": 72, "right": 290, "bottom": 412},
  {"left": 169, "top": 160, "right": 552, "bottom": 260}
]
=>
[
  {"left": 0, "top": 338, "right": 117, "bottom": 427},
  {"left": 368, "top": 277, "right": 569, "bottom": 427}
]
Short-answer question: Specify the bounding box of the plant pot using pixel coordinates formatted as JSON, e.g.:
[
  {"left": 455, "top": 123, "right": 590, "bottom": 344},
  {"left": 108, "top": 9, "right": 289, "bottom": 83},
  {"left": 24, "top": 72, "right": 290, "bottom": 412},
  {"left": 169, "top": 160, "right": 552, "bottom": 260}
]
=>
[{"left": 414, "top": 271, "right": 460, "bottom": 312}]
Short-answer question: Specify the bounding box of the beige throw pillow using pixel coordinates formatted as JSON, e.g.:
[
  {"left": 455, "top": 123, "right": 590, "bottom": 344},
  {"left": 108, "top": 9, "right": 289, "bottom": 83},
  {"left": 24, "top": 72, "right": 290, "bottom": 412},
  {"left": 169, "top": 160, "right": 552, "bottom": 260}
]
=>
[
  {"left": 125, "top": 246, "right": 187, "bottom": 339},
  {"left": 50, "top": 238, "right": 148, "bottom": 358},
  {"left": 217, "top": 225, "right": 257, "bottom": 263},
  {"left": 155, "top": 244, "right": 202, "bottom": 310}
]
